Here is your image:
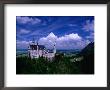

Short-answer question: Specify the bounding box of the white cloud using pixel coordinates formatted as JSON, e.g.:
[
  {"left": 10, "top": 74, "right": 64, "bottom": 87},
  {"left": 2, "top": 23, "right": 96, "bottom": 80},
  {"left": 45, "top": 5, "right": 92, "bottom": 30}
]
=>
[
  {"left": 16, "top": 16, "right": 41, "bottom": 24},
  {"left": 17, "top": 33, "right": 90, "bottom": 50},
  {"left": 17, "top": 40, "right": 29, "bottom": 49},
  {"left": 38, "top": 32, "right": 88, "bottom": 50},
  {"left": 82, "top": 20, "right": 94, "bottom": 31},
  {"left": 58, "top": 33, "right": 82, "bottom": 41},
  {"left": 46, "top": 32, "right": 57, "bottom": 42},
  {"left": 19, "top": 29, "right": 30, "bottom": 34},
  {"left": 38, "top": 32, "right": 57, "bottom": 49},
  {"left": 86, "top": 32, "right": 94, "bottom": 39},
  {"left": 31, "top": 18, "right": 41, "bottom": 25}
]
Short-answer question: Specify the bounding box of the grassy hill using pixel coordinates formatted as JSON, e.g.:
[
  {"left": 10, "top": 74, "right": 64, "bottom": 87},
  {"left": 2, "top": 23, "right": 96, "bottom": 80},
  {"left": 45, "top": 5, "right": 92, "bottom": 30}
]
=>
[{"left": 16, "top": 42, "right": 94, "bottom": 74}]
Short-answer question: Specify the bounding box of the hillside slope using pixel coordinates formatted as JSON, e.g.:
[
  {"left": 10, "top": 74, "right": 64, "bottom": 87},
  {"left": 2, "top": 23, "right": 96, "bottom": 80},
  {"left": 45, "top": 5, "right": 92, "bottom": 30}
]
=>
[{"left": 78, "top": 42, "right": 94, "bottom": 74}]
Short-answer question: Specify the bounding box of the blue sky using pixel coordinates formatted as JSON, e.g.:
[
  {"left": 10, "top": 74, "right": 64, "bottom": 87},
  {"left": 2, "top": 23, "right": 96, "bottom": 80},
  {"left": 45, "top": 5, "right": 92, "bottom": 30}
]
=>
[{"left": 16, "top": 16, "right": 94, "bottom": 50}]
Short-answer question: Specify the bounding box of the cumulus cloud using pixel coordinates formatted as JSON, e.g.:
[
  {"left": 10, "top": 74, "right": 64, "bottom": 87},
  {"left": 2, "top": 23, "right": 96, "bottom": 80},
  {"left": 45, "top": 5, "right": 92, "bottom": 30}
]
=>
[
  {"left": 19, "top": 29, "right": 30, "bottom": 34},
  {"left": 16, "top": 16, "right": 41, "bottom": 24},
  {"left": 58, "top": 33, "right": 82, "bottom": 41},
  {"left": 82, "top": 20, "right": 94, "bottom": 31},
  {"left": 17, "top": 32, "right": 90, "bottom": 50},
  {"left": 39, "top": 32, "right": 88, "bottom": 50}
]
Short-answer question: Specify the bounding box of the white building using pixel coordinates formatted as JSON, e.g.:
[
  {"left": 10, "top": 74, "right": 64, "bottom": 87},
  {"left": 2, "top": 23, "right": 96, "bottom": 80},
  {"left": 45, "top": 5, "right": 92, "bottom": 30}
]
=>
[{"left": 28, "top": 41, "right": 56, "bottom": 60}]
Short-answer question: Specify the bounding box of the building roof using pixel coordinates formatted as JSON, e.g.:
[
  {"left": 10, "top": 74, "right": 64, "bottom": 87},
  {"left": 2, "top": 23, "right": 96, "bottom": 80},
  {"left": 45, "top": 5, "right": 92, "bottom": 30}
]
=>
[{"left": 29, "top": 45, "right": 45, "bottom": 50}]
